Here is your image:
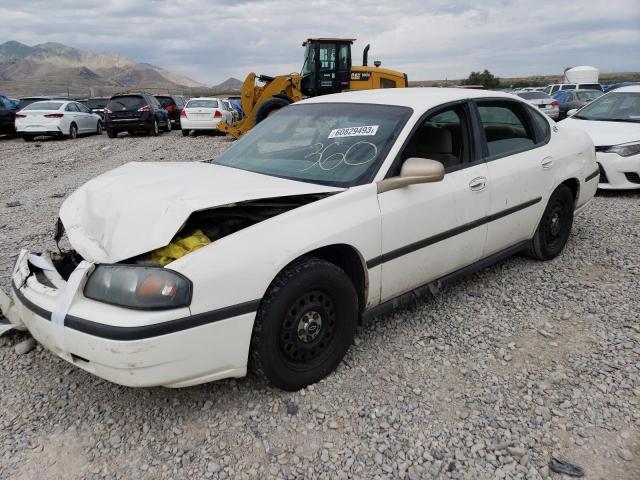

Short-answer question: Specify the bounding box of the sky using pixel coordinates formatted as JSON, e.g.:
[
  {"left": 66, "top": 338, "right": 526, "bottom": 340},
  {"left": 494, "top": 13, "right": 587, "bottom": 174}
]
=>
[{"left": 1, "top": 0, "right": 639, "bottom": 85}]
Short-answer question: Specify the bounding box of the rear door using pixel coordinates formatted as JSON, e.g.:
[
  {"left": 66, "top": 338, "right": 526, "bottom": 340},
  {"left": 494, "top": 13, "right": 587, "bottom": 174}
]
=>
[
  {"left": 472, "top": 99, "right": 555, "bottom": 256},
  {"left": 75, "top": 102, "right": 94, "bottom": 131},
  {"left": 377, "top": 101, "right": 490, "bottom": 301},
  {"left": 64, "top": 102, "right": 81, "bottom": 131}
]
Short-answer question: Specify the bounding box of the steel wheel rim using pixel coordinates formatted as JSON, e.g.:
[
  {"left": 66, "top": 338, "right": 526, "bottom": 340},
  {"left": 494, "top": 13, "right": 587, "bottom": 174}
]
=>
[
  {"left": 279, "top": 290, "right": 337, "bottom": 366},
  {"left": 544, "top": 201, "right": 564, "bottom": 248}
]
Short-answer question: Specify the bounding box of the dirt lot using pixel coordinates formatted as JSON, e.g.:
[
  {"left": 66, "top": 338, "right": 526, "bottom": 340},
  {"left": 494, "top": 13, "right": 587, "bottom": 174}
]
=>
[{"left": 0, "top": 131, "right": 638, "bottom": 480}]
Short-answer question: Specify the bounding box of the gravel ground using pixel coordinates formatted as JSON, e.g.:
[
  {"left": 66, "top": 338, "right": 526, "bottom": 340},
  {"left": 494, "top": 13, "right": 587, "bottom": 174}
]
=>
[{"left": 0, "top": 131, "right": 638, "bottom": 480}]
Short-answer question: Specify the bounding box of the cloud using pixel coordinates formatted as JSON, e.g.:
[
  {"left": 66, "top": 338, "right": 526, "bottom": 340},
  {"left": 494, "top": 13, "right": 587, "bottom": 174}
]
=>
[{"left": 0, "top": 0, "right": 638, "bottom": 84}]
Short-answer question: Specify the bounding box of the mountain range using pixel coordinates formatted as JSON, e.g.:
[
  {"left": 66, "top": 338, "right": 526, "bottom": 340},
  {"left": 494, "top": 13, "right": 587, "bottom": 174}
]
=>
[{"left": 0, "top": 40, "right": 242, "bottom": 97}]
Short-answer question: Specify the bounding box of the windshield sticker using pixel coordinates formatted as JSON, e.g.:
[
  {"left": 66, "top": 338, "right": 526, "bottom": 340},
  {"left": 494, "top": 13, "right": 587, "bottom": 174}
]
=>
[{"left": 328, "top": 125, "right": 379, "bottom": 138}]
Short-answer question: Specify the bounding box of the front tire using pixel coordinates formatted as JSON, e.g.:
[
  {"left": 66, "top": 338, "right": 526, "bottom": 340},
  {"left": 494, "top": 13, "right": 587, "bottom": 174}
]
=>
[
  {"left": 254, "top": 97, "right": 290, "bottom": 125},
  {"left": 527, "top": 184, "right": 574, "bottom": 261},
  {"left": 250, "top": 257, "right": 358, "bottom": 391},
  {"left": 107, "top": 129, "right": 117, "bottom": 138},
  {"left": 22, "top": 135, "right": 34, "bottom": 142},
  {"left": 182, "top": 129, "right": 190, "bottom": 137}
]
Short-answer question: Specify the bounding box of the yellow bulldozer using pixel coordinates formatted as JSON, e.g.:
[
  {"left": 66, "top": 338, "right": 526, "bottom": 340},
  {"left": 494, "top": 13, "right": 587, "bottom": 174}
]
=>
[{"left": 217, "top": 38, "right": 408, "bottom": 138}]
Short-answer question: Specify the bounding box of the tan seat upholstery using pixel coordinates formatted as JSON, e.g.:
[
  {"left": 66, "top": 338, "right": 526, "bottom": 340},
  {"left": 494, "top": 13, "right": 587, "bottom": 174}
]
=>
[{"left": 404, "top": 127, "right": 459, "bottom": 168}]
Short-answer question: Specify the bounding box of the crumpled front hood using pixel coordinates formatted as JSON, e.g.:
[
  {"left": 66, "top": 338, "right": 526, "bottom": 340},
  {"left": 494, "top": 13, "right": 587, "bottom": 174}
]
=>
[
  {"left": 60, "top": 162, "right": 343, "bottom": 264},
  {"left": 559, "top": 118, "right": 640, "bottom": 146}
]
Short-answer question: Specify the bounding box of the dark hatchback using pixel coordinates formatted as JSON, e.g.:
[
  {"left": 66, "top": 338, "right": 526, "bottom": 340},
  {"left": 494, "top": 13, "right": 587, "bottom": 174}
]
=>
[
  {"left": 155, "top": 95, "right": 186, "bottom": 128},
  {"left": 0, "top": 95, "right": 18, "bottom": 134},
  {"left": 104, "top": 93, "right": 171, "bottom": 137}
]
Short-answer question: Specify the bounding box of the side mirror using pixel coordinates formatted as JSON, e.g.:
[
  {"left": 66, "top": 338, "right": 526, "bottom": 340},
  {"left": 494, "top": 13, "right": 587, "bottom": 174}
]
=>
[
  {"left": 377, "top": 157, "right": 444, "bottom": 193},
  {"left": 567, "top": 109, "right": 578, "bottom": 117}
]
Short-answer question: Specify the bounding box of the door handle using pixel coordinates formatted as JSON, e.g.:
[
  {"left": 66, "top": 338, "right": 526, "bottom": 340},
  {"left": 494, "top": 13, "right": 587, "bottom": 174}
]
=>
[
  {"left": 541, "top": 157, "right": 554, "bottom": 169},
  {"left": 469, "top": 176, "right": 487, "bottom": 191}
]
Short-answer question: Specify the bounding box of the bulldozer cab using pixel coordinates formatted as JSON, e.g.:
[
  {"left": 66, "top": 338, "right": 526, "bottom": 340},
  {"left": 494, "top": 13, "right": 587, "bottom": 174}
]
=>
[{"left": 301, "top": 38, "right": 354, "bottom": 97}]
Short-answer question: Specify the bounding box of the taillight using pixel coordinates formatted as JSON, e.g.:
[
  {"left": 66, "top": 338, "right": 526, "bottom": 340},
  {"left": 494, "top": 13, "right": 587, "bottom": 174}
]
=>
[
  {"left": 104, "top": 107, "right": 112, "bottom": 113},
  {"left": 551, "top": 101, "right": 559, "bottom": 107},
  {"left": 15, "top": 113, "right": 26, "bottom": 118},
  {"left": 214, "top": 110, "right": 222, "bottom": 118},
  {"left": 44, "top": 113, "right": 64, "bottom": 118},
  {"left": 137, "top": 105, "right": 151, "bottom": 112},
  {"left": 180, "top": 110, "right": 187, "bottom": 118},
  {"left": 165, "top": 105, "right": 175, "bottom": 112}
]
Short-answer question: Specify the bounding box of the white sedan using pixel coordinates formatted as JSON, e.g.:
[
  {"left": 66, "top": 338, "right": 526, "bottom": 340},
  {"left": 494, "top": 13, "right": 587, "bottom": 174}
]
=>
[
  {"left": 559, "top": 85, "right": 640, "bottom": 189},
  {"left": 0, "top": 88, "right": 597, "bottom": 391},
  {"left": 180, "top": 97, "right": 234, "bottom": 136},
  {"left": 15, "top": 100, "right": 103, "bottom": 141},
  {"left": 514, "top": 91, "right": 560, "bottom": 120}
]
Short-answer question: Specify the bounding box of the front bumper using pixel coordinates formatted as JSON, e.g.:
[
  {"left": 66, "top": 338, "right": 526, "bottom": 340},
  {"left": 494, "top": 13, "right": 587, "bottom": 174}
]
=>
[
  {"left": 596, "top": 151, "right": 640, "bottom": 190},
  {"left": 1, "top": 251, "right": 255, "bottom": 388}
]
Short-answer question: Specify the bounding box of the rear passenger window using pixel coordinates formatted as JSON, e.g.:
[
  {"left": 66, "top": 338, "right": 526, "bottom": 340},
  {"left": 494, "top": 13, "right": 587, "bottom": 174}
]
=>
[
  {"left": 477, "top": 102, "right": 535, "bottom": 158},
  {"left": 527, "top": 107, "right": 551, "bottom": 144},
  {"left": 65, "top": 103, "right": 79, "bottom": 112}
]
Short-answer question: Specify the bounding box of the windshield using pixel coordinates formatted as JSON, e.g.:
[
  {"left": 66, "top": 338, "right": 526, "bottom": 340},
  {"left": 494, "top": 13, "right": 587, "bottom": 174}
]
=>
[
  {"left": 22, "top": 102, "right": 64, "bottom": 111},
  {"left": 186, "top": 99, "right": 219, "bottom": 108},
  {"left": 574, "top": 92, "right": 640, "bottom": 122},
  {"left": 575, "top": 91, "right": 602, "bottom": 101},
  {"left": 213, "top": 103, "right": 412, "bottom": 187}
]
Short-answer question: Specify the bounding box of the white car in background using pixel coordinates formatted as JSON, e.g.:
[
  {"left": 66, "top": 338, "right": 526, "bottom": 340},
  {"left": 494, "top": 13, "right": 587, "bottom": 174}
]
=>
[
  {"left": 515, "top": 91, "right": 560, "bottom": 120},
  {"left": 1, "top": 88, "right": 597, "bottom": 391},
  {"left": 222, "top": 99, "right": 240, "bottom": 123},
  {"left": 180, "top": 97, "right": 234, "bottom": 136},
  {"left": 560, "top": 85, "right": 640, "bottom": 189},
  {"left": 15, "top": 100, "right": 103, "bottom": 141}
]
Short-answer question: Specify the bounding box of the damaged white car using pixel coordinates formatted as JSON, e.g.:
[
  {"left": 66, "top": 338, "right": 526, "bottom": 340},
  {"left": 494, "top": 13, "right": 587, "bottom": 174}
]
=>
[{"left": 0, "top": 88, "right": 598, "bottom": 391}]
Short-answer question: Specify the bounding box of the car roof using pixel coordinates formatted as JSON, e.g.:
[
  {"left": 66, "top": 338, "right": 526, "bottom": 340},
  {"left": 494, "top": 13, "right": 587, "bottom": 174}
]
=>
[
  {"left": 186, "top": 97, "right": 220, "bottom": 101},
  {"left": 299, "top": 87, "right": 518, "bottom": 109},
  {"left": 613, "top": 85, "right": 640, "bottom": 93}
]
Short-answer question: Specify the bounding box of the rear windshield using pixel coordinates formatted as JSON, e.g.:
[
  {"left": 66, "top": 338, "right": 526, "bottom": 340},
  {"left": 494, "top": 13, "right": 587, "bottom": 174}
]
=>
[
  {"left": 517, "top": 92, "right": 550, "bottom": 100},
  {"left": 22, "top": 102, "right": 64, "bottom": 111},
  {"left": 155, "top": 96, "right": 176, "bottom": 107},
  {"left": 87, "top": 98, "right": 108, "bottom": 108},
  {"left": 107, "top": 96, "right": 145, "bottom": 111},
  {"left": 186, "top": 99, "right": 219, "bottom": 108}
]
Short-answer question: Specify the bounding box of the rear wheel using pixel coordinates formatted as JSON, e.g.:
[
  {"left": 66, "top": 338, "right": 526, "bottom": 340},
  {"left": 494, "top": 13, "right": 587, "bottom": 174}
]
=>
[
  {"left": 149, "top": 120, "right": 159, "bottom": 136},
  {"left": 68, "top": 123, "right": 78, "bottom": 140},
  {"left": 527, "top": 184, "right": 574, "bottom": 261},
  {"left": 22, "top": 135, "right": 34, "bottom": 142},
  {"left": 164, "top": 117, "right": 172, "bottom": 132},
  {"left": 254, "top": 97, "right": 291, "bottom": 125},
  {"left": 107, "top": 129, "right": 117, "bottom": 138},
  {"left": 182, "top": 129, "right": 190, "bottom": 137},
  {"left": 96, "top": 120, "right": 103, "bottom": 135},
  {"left": 250, "top": 257, "right": 358, "bottom": 391}
]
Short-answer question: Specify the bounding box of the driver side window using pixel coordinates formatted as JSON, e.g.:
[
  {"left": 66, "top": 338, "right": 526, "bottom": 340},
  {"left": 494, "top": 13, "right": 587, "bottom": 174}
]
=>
[{"left": 400, "top": 104, "right": 470, "bottom": 171}]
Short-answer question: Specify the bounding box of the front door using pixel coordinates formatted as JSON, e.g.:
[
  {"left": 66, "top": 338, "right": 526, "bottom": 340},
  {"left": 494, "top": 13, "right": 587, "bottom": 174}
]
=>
[{"left": 377, "top": 102, "right": 490, "bottom": 301}]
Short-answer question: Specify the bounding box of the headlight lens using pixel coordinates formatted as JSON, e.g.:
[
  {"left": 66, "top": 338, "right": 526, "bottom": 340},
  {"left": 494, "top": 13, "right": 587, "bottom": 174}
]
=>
[
  {"left": 84, "top": 265, "right": 192, "bottom": 310},
  {"left": 605, "top": 141, "right": 640, "bottom": 157}
]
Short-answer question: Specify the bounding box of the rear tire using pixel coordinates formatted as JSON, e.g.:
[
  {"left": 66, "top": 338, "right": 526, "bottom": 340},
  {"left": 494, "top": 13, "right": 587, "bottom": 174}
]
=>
[
  {"left": 254, "top": 97, "right": 291, "bottom": 125},
  {"left": 527, "top": 184, "right": 574, "bottom": 261},
  {"left": 182, "top": 129, "right": 190, "bottom": 137},
  {"left": 23, "top": 135, "right": 34, "bottom": 142},
  {"left": 107, "top": 129, "right": 117, "bottom": 138},
  {"left": 96, "top": 121, "right": 103, "bottom": 135},
  {"left": 165, "top": 117, "right": 172, "bottom": 132},
  {"left": 68, "top": 123, "right": 78, "bottom": 140},
  {"left": 149, "top": 120, "right": 159, "bottom": 136},
  {"left": 250, "top": 257, "right": 358, "bottom": 391}
]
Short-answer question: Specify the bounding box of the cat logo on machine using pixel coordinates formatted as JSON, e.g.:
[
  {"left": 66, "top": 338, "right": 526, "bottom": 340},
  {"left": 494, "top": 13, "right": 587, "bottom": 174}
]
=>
[{"left": 350, "top": 72, "right": 372, "bottom": 81}]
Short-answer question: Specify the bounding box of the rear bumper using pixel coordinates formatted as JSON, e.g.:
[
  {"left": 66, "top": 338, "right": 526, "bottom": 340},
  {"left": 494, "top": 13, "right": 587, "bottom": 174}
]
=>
[
  {"left": 180, "top": 118, "right": 222, "bottom": 130},
  {"left": 596, "top": 151, "right": 640, "bottom": 190},
  {"left": 105, "top": 118, "right": 152, "bottom": 131},
  {"left": 2, "top": 251, "right": 255, "bottom": 388}
]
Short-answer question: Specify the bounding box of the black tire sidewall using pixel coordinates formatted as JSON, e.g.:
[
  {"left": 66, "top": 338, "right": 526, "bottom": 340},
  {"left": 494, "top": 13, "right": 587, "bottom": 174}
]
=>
[
  {"left": 534, "top": 185, "right": 574, "bottom": 260},
  {"left": 254, "top": 97, "right": 290, "bottom": 125},
  {"left": 69, "top": 124, "right": 77, "bottom": 139},
  {"left": 254, "top": 259, "right": 358, "bottom": 391}
]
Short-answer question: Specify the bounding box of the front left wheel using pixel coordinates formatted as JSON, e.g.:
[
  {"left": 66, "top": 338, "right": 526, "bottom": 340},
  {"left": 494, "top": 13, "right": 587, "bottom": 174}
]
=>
[{"left": 250, "top": 258, "right": 358, "bottom": 391}]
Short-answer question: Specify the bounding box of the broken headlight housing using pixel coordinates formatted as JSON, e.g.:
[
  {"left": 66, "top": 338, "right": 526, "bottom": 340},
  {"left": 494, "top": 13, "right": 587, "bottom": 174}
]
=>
[{"left": 84, "top": 265, "right": 192, "bottom": 310}]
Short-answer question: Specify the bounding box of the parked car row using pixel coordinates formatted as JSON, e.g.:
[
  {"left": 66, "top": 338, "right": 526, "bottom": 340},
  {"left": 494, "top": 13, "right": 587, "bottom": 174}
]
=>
[{"left": 0, "top": 91, "right": 244, "bottom": 140}]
